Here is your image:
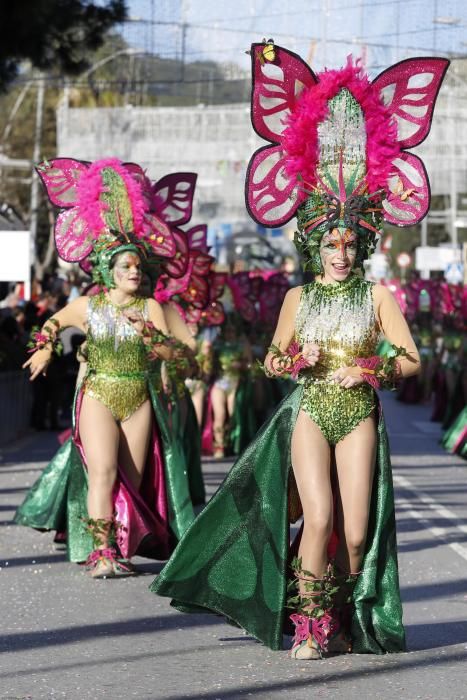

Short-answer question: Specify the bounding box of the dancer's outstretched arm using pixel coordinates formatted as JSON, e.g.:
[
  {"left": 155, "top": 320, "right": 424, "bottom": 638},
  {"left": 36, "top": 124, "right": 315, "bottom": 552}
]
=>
[{"left": 23, "top": 296, "right": 89, "bottom": 380}]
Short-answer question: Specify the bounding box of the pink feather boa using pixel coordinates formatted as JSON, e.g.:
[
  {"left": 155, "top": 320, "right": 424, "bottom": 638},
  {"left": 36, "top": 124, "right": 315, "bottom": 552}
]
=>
[
  {"left": 76, "top": 157, "right": 146, "bottom": 238},
  {"left": 281, "top": 57, "right": 400, "bottom": 194}
]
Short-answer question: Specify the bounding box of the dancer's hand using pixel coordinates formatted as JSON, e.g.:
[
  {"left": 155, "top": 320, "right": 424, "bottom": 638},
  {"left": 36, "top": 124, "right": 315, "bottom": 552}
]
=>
[
  {"left": 122, "top": 309, "right": 145, "bottom": 335},
  {"left": 23, "top": 349, "right": 52, "bottom": 381},
  {"left": 301, "top": 343, "right": 320, "bottom": 366},
  {"left": 330, "top": 366, "right": 364, "bottom": 388}
]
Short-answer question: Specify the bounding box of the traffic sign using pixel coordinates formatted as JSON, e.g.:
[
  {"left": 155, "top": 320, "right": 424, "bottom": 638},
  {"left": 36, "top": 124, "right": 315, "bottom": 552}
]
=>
[{"left": 397, "top": 252, "right": 412, "bottom": 268}]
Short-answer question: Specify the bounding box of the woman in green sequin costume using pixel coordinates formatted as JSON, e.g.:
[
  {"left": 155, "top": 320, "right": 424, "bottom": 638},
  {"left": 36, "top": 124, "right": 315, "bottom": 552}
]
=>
[
  {"left": 16, "top": 158, "right": 196, "bottom": 577},
  {"left": 151, "top": 43, "right": 447, "bottom": 657},
  {"left": 204, "top": 317, "right": 255, "bottom": 458}
]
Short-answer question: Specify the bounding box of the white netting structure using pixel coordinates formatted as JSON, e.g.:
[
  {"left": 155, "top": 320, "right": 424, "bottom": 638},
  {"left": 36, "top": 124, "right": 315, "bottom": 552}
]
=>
[
  {"left": 56, "top": 75, "right": 467, "bottom": 237},
  {"left": 57, "top": 102, "right": 263, "bottom": 224}
]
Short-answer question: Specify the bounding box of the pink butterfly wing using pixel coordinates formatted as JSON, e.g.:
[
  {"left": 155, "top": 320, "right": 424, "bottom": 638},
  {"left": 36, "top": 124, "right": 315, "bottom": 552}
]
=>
[
  {"left": 383, "top": 152, "right": 430, "bottom": 226},
  {"left": 180, "top": 273, "right": 209, "bottom": 309},
  {"left": 227, "top": 274, "right": 256, "bottom": 322},
  {"left": 161, "top": 228, "right": 189, "bottom": 279},
  {"left": 154, "top": 265, "right": 192, "bottom": 303},
  {"left": 54, "top": 208, "right": 95, "bottom": 262},
  {"left": 209, "top": 272, "right": 227, "bottom": 302},
  {"left": 79, "top": 258, "right": 93, "bottom": 276},
  {"left": 201, "top": 301, "right": 225, "bottom": 326},
  {"left": 142, "top": 213, "right": 176, "bottom": 258},
  {"left": 152, "top": 173, "right": 197, "bottom": 226},
  {"left": 245, "top": 144, "right": 303, "bottom": 226},
  {"left": 372, "top": 57, "right": 449, "bottom": 149},
  {"left": 123, "top": 162, "right": 147, "bottom": 182},
  {"left": 191, "top": 251, "right": 214, "bottom": 277},
  {"left": 36, "top": 158, "right": 89, "bottom": 208},
  {"left": 246, "top": 43, "right": 317, "bottom": 228},
  {"left": 250, "top": 43, "right": 317, "bottom": 143},
  {"left": 185, "top": 307, "right": 201, "bottom": 324},
  {"left": 186, "top": 224, "right": 208, "bottom": 253}
]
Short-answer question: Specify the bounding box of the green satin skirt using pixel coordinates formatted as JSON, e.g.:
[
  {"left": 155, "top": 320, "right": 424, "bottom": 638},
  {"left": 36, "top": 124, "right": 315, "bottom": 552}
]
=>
[
  {"left": 230, "top": 378, "right": 257, "bottom": 455},
  {"left": 172, "top": 387, "right": 205, "bottom": 506},
  {"left": 151, "top": 385, "right": 406, "bottom": 653}
]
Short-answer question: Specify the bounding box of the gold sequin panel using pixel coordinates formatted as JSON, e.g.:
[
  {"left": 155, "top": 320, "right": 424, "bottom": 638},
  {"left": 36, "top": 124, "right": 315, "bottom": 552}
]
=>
[
  {"left": 295, "top": 276, "right": 380, "bottom": 382},
  {"left": 83, "top": 293, "right": 152, "bottom": 421},
  {"left": 301, "top": 382, "right": 376, "bottom": 445},
  {"left": 295, "top": 276, "right": 380, "bottom": 443}
]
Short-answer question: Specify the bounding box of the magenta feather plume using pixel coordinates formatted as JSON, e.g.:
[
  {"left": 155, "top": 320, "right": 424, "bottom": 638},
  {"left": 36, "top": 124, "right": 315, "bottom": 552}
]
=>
[
  {"left": 75, "top": 158, "right": 146, "bottom": 240},
  {"left": 281, "top": 57, "right": 400, "bottom": 194}
]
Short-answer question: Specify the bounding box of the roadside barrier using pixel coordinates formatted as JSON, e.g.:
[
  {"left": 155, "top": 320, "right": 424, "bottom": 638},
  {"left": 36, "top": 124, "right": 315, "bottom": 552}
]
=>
[{"left": 0, "top": 371, "right": 32, "bottom": 446}]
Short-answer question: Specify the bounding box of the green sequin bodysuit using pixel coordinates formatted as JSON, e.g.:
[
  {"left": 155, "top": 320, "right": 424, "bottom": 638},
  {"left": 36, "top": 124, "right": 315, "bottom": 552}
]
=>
[
  {"left": 83, "top": 293, "right": 151, "bottom": 422},
  {"left": 295, "top": 275, "right": 380, "bottom": 444}
]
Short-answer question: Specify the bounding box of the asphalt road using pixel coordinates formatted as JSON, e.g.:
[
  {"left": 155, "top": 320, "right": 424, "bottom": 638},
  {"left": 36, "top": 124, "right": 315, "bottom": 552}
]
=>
[{"left": 0, "top": 393, "right": 466, "bottom": 700}]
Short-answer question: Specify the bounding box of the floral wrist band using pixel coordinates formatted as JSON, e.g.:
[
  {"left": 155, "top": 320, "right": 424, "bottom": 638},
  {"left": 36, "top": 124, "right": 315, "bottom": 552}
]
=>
[
  {"left": 142, "top": 321, "right": 193, "bottom": 394},
  {"left": 264, "top": 340, "right": 311, "bottom": 380},
  {"left": 355, "top": 345, "right": 406, "bottom": 390},
  {"left": 27, "top": 318, "right": 63, "bottom": 356},
  {"left": 141, "top": 320, "right": 172, "bottom": 359}
]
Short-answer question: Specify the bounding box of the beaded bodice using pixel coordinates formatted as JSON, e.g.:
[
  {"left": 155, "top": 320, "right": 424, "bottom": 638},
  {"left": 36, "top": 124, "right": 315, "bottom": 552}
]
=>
[
  {"left": 86, "top": 292, "right": 149, "bottom": 375},
  {"left": 295, "top": 275, "right": 380, "bottom": 383}
]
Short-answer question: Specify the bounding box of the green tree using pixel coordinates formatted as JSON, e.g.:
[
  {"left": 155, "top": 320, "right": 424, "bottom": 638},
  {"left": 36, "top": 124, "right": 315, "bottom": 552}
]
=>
[{"left": 0, "top": 0, "right": 127, "bottom": 90}]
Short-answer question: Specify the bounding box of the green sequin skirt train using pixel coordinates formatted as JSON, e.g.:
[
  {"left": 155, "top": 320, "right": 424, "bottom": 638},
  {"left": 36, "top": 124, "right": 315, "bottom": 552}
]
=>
[{"left": 151, "top": 384, "right": 406, "bottom": 653}]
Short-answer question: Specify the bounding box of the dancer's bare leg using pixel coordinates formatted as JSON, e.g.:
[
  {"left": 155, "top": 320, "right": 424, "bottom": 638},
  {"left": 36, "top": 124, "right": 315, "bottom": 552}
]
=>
[
  {"left": 118, "top": 399, "right": 152, "bottom": 492},
  {"left": 211, "top": 385, "right": 227, "bottom": 456},
  {"left": 79, "top": 394, "right": 119, "bottom": 530},
  {"left": 291, "top": 410, "right": 332, "bottom": 580},
  {"left": 290, "top": 410, "right": 332, "bottom": 659},
  {"left": 226, "top": 381, "right": 239, "bottom": 422},
  {"left": 334, "top": 414, "right": 377, "bottom": 574},
  {"left": 191, "top": 386, "right": 205, "bottom": 427}
]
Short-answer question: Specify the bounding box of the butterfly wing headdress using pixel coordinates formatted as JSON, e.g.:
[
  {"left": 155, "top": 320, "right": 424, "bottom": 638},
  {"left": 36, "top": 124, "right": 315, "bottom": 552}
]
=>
[
  {"left": 245, "top": 42, "right": 449, "bottom": 239},
  {"left": 37, "top": 158, "right": 177, "bottom": 265}
]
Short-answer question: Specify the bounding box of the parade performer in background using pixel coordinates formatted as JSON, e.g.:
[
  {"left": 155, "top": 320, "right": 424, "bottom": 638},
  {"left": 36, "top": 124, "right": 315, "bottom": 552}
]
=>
[
  {"left": 152, "top": 43, "right": 447, "bottom": 657},
  {"left": 206, "top": 313, "right": 254, "bottom": 458},
  {"left": 15, "top": 158, "right": 199, "bottom": 577},
  {"left": 154, "top": 224, "right": 225, "bottom": 494}
]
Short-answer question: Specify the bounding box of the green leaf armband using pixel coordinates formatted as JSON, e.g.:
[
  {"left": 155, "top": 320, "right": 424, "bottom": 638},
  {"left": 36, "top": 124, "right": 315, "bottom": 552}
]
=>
[{"left": 27, "top": 318, "right": 63, "bottom": 356}]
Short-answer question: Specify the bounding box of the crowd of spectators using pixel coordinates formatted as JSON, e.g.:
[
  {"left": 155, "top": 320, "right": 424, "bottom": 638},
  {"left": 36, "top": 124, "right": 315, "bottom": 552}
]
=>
[{"left": 0, "top": 271, "right": 85, "bottom": 430}]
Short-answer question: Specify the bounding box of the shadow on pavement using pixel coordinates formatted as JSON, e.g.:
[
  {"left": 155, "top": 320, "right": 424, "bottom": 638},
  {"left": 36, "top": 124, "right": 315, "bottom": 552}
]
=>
[
  {"left": 396, "top": 516, "right": 467, "bottom": 532},
  {"left": 160, "top": 649, "right": 467, "bottom": 699},
  {"left": 0, "top": 640, "right": 255, "bottom": 679},
  {"left": 0, "top": 614, "right": 226, "bottom": 654},
  {"left": 0, "top": 486, "right": 29, "bottom": 495},
  {"left": 401, "top": 578, "right": 467, "bottom": 603},
  {"left": 406, "top": 620, "right": 467, "bottom": 650},
  {"left": 398, "top": 535, "right": 467, "bottom": 553},
  {"left": 0, "top": 553, "right": 68, "bottom": 568}
]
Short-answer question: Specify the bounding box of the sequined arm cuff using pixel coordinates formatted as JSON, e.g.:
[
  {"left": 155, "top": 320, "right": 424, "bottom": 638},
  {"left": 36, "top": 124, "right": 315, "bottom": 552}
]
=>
[
  {"left": 355, "top": 345, "right": 406, "bottom": 390},
  {"left": 27, "top": 318, "right": 63, "bottom": 356}
]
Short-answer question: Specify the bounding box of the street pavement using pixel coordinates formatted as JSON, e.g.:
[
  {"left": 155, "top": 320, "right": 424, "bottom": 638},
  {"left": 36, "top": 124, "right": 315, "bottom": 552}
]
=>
[{"left": 0, "top": 394, "right": 466, "bottom": 700}]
